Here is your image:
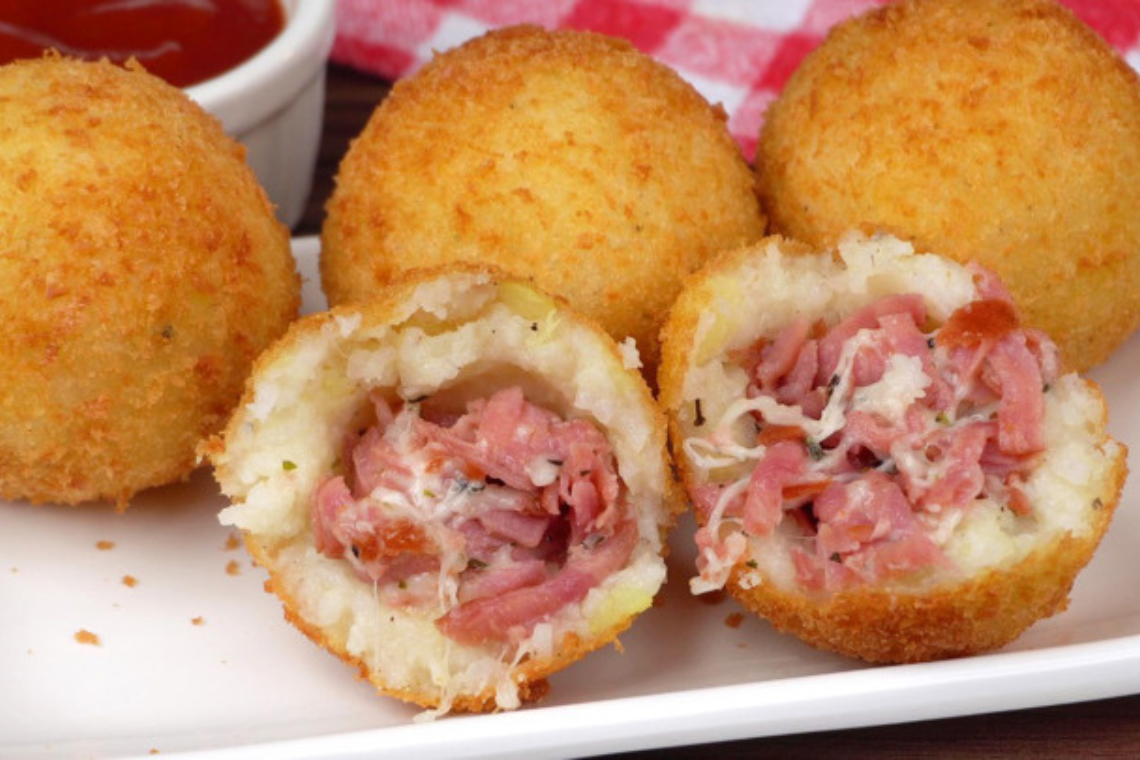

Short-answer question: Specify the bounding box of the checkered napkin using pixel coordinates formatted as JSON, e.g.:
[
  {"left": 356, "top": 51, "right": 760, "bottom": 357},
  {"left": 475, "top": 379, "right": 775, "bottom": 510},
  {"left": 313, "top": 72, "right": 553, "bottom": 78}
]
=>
[{"left": 332, "top": 0, "right": 1140, "bottom": 161}]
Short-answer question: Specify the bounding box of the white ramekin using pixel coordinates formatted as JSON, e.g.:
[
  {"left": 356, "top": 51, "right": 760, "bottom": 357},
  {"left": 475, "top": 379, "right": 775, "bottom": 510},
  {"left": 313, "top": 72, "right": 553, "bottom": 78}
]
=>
[{"left": 185, "top": 0, "right": 335, "bottom": 229}]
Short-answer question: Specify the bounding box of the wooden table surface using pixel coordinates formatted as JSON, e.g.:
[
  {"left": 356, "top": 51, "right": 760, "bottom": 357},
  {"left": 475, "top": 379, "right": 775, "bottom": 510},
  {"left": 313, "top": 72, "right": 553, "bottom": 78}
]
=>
[{"left": 297, "top": 62, "right": 1140, "bottom": 759}]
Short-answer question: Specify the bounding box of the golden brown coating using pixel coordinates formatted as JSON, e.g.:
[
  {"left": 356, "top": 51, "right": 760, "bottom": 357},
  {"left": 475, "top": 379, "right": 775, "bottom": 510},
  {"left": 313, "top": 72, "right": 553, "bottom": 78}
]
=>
[
  {"left": 725, "top": 490, "right": 1122, "bottom": 663},
  {"left": 0, "top": 56, "right": 299, "bottom": 508},
  {"left": 244, "top": 533, "right": 558, "bottom": 713},
  {"left": 658, "top": 234, "right": 1127, "bottom": 663},
  {"left": 321, "top": 24, "right": 766, "bottom": 376},
  {"left": 755, "top": 0, "right": 1140, "bottom": 372}
]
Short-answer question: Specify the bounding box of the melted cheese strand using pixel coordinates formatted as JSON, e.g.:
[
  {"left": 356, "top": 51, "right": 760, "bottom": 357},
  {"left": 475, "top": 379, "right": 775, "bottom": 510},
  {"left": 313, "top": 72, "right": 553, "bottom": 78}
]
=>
[
  {"left": 682, "top": 435, "right": 766, "bottom": 470},
  {"left": 690, "top": 474, "right": 751, "bottom": 594}
]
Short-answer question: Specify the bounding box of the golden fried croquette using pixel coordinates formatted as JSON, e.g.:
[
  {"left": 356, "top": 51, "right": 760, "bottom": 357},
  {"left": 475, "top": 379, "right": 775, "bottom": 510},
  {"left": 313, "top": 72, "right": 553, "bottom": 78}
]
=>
[
  {"left": 755, "top": 0, "right": 1140, "bottom": 372},
  {"left": 658, "top": 233, "right": 1126, "bottom": 663},
  {"left": 0, "top": 56, "right": 299, "bottom": 507},
  {"left": 321, "top": 25, "right": 766, "bottom": 375},
  {"left": 205, "top": 264, "right": 680, "bottom": 713}
]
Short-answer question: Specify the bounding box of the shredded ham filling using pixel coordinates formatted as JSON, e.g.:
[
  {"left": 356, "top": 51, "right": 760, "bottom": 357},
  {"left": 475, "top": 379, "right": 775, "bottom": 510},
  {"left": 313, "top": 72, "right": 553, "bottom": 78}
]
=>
[
  {"left": 690, "top": 268, "right": 1060, "bottom": 593},
  {"left": 311, "top": 386, "right": 634, "bottom": 645}
]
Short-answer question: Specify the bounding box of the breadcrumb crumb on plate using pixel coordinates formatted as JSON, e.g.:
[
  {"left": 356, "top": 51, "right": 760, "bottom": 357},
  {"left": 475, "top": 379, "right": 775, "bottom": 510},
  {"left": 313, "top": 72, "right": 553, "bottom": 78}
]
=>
[
  {"left": 74, "top": 630, "right": 101, "bottom": 646},
  {"left": 0, "top": 238, "right": 1137, "bottom": 758}
]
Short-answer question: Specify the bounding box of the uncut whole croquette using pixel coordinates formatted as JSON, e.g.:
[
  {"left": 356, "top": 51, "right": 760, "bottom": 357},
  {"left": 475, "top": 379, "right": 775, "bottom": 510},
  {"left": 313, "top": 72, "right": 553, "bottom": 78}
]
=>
[
  {"left": 755, "top": 0, "right": 1140, "bottom": 372},
  {"left": 321, "top": 25, "right": 767, "bottom": 375},
  {"left": 0, "top": 56, "right": 300, "bottom": 507}
]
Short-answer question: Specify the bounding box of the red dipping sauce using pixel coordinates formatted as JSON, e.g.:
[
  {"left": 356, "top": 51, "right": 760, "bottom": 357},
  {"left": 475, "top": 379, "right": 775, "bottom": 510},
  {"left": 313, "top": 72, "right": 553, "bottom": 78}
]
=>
[{"left": 0, "top": 0, "right": 286, "bottom": 88}]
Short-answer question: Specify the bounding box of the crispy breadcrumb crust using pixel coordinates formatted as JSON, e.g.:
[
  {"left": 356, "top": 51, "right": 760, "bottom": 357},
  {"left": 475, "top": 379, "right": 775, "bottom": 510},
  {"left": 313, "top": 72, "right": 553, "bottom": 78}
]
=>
[
  {"left": 321, "top": 24, "right": 766, "bottom": 377},
  {"left": 725, "top": 455, "right": 1123, "bottom": 663},
  {"left": 246, "top": 536, "right": 565, "bottom": 712},
  {"left": 755, "top": 0, "right": 1140, "bottom": 372},
  {"left": 0, "top": 56, "right": 298, "bottom": 508},
  {"left": 206, "top": 263, "right": 681, "bottom": 712},
  {"left": 658, "top": 236, "right": 1128, "bottom": 663}
]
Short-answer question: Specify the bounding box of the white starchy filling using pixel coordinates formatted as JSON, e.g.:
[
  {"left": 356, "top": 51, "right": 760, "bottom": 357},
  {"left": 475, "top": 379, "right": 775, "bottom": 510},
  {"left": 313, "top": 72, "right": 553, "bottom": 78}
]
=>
[
  {"left": 852, "top": 353, "right": 931, "bottom": 426},
  {"left": 617, "top": 336, "right": 643, "bottom": 371},
  {"left": 215, "top": 273, "right": 669, "bottom": 714},
  {"left": 944, "top": 374, "right": 1119, "bottom": 570},
  {"left": 676, "top": 234, "right": 1120, "bottom": 594}
]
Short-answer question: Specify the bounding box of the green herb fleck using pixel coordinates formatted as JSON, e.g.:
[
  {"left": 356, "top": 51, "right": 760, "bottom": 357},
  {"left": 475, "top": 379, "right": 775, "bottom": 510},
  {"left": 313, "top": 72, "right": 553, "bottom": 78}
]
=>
[
  {"left": 746, "top": 559, "right": 758, "bottom": 569},
  {"left": 455, "top": 476, "right": 486, "bottom": 494},
  {"left": 282, "top": 460, "right": 297, "bottom": 471},
  {"left": 829, "top": 552, "right": 842, "bottom": 563},
  {"left": 805, "top": 438, "right": 826, "bottom": 461},
  {"left": 694, "top": 398, "right": 706, "bottom": 427}
]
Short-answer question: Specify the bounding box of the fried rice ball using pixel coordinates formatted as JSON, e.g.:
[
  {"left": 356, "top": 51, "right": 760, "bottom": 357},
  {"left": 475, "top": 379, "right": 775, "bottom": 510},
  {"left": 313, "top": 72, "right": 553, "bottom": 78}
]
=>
[
  {"left": 0, "top": 56, "right": 299, "bottom": 507},
  {"left": 321, "top": 25, "right": 766, "bottom": 376},
  {"left": 658, "top": 233, "right": 1126, "bottom": 663},
  {"left": 755, "top": 0, "right": 1140, "bottom": 372},
  {"left": 206, "top": 264, "right": 679, "bottom": 714}
]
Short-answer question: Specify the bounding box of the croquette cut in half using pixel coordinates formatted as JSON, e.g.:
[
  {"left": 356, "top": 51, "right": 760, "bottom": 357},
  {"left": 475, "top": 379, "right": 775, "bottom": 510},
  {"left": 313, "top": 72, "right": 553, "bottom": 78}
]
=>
[
  {"left": 0, "top": 56, "right": 299, "bottom": 508},
  {"left": 658, "top": 233, "right": 1126, "bottom": 663},
  {"left": 205, "top": 264, "right": 680, "bottom": 714},
  {"left": 321, "top": 25, "right": 766, "bottom": 376},
  {"left": 755, "top": 0, "right": 1140, "bottom": 372}
]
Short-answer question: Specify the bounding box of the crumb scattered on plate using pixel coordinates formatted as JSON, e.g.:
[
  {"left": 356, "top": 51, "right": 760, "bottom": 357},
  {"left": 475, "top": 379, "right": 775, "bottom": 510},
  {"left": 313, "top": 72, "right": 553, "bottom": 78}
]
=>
[
  {"left": 122, "top": 575, "right": 138, "bottom": 588},
  {"left": 191, "top": 616, "right": 205, "bottom": 626},
  {"left": 225, "top": 560, "right": 240, "bottom": 576},
  {"left": 698, "top": 590, "right": 726, "bottom": 606},
  {"left": 725, "top": 612, "right": 745, "bottom": 629},
  {"left": 223, "top": 532, "right": 242, "bottom": 551},
  {"left": 74, "top": 629, "right": 101, "bottom": 646},
  {"left": 96, "top": 540, "right": 115, "bottom": 551}
]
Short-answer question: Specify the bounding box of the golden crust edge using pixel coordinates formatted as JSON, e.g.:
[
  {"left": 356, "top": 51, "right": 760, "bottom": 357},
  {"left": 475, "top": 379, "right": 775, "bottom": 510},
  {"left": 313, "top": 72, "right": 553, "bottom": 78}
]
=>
[{"left": 725, "top": 430, "right": 1126, "bottom": 664}]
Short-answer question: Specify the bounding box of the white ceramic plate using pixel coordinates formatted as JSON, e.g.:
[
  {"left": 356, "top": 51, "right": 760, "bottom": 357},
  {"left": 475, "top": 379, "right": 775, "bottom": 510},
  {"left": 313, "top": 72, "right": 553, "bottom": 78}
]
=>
[{"left": 3, "top": 237, "right": 1138, "bottom": 759}]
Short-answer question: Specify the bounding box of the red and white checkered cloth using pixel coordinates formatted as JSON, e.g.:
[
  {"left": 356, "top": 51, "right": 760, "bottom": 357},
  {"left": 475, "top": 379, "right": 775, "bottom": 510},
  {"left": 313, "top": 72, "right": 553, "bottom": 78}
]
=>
[{"left": 332, "top": 0, "right": 1140, "bottom": 161}]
